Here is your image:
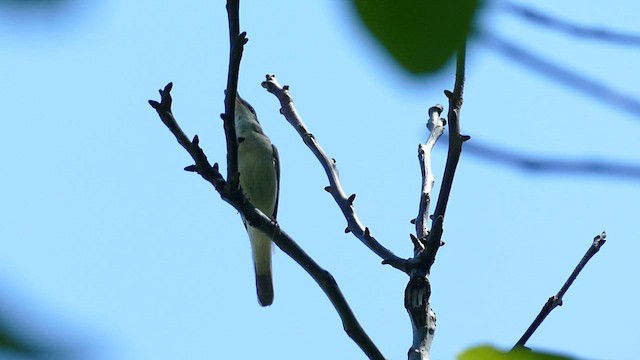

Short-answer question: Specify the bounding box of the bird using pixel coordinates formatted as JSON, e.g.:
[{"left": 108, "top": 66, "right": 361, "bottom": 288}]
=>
[{"left": 234, "top": 93, "right": 280, "bottom": 306}]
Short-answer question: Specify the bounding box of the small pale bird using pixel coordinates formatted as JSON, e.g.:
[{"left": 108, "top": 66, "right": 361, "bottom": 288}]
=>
[{"left": 234, "top": 94, "right": 280, "bottom": 306}]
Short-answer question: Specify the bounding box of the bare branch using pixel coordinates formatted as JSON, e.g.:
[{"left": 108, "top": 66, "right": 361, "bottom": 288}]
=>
[
  {"left": 405, "top": 105, "right": 445, "bottom": 360},
  {"left": 149, "top": 83, "right": 227, "bottom": 194},
  {"left": 481, "top": 32, "right": 640, "bottom": 120},
  {"left": 514, "top": 231, "right": 607, "bottom": 348},
  {"left": 454, "top": 133, "right": 640, "bottom": 181},
  {"left": 261, "top": 75, "right": 407, "bottom": 273},
  {"left": 500, "top": 2, "right": 640, "bottom": 47},
  {"left": 149, "top": 85, "right": 386, "bottom": 360},
  {"left": 221, "top": 0, "right": 247, "bottom": 193},
  {"left": 405, "top": 276, "right": 436, "bottom": 360},
  {"left": 415, "top": 105, "right": 445, "bottom": 249},
  {"left": 411, "top": 40, "right": 470, "bottom": 271}
]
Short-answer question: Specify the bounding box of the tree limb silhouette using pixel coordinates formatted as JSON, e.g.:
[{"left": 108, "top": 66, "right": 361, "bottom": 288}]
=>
[
  {"left": 500, "top": 2, "right": 640, "bottom": 47},
  {"left": 453, "top": 133, "right": 640, "bottom": 180},
  {"left": 481, "top": 32, "right": 640, "bottom": 120}
]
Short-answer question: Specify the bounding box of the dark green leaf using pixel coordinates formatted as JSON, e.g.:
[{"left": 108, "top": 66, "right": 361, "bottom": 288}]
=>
[
  {"left": 459, "top": 345, "right": 577, "bottom": 360},
  {"left": 0, "top": 322, "right": 44, "bottom": 357},
  {"left": 351, "top": 0, "right": 480, "bottom": 74}
]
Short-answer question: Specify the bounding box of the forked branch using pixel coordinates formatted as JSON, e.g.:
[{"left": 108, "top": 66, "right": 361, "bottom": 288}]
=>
[
  {"left": 148, "top": 1, "right": 386, "bottom": 358},
  {"left": 149, "top": 84, "right": 385, "bottom": 360},
  {"left": 406, "top": 40, "right": 470, "bottom": 360}
]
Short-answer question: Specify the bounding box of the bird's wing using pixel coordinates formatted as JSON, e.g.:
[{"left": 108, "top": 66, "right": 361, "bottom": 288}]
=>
[{"left": 272, "top": 144, "right": 280, "bottom": 220}]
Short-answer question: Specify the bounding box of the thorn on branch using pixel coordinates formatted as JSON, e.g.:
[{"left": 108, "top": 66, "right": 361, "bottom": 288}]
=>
[
  {"left": 344, "top": 227, "right": 351, "bottom": 234},
  {"left": 184, "top": 165, "right": 198, "bottom": 172},
  {"left": 347, "top": 194, "right": 356, "bottom": 206},
  {"left": 381, "top": 257, "right": 409, "bottom": 273},
  {"left": 364, "top": 227, "right": 371, "bottom": 239},
  {"left": 410, "top": 218, "right": 416, "bottom": 225},
  {"left": 324, "top": 186, "right": 332, "bottom": 193},
  {"left": 443, "top": 89, "right": 453, "bottom": 98},
  {"left": 410, "top": 234, "right": 420, "bottom": 248},
  {"left": 461, "top": 135, "right": 471, "bottom": 142},
  {"left": 237, "top": 31, "right": 248, "bottom": 45},
  {"left": 193, "top": 135, "right": 200, "bottom": 146}
]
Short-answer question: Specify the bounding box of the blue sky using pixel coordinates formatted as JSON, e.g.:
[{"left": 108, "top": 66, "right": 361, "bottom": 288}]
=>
[{"left": 1, "top": 1, "right": 639, "bottom": 359}]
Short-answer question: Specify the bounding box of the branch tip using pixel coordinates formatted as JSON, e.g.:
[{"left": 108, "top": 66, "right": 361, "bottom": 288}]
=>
[
  {"left": 514, "top": 230, "right": 608, "bottom": 348},
  {"left": 428, "top": 104, "right": 444, "bottom": 115}
]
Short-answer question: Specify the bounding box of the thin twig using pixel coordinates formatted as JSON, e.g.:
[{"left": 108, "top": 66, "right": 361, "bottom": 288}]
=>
[
  {"left": 261, "top": 75, "right": 407, "bottom": 273},
  {"left": 513, "top": 231, "right": 607, "bottom": 348},
  {"left": 500, "top": 2, "right": 640, "bottom": 47},
  {"left": 451, "top": 133, "right": 640, "bottom": 181},
  {"left": 149, "top": 85, "right": 386, "bottom": 360},
  {"left": 221, "top": 0, "right": 246, "bottom": 193},
  {"left": 415, "top": 105, "right": 445, "bottom": 249},
  {"left": 482, "top": 32, "right": 640, "bottom": 119},
  {"left": 405, "top": 105, "right": 445, "bottom": 360}
]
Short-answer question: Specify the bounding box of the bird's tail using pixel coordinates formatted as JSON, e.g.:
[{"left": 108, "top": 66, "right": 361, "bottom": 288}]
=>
[
  {"left": 248, "top": 226, "right": 274, "bottom": 306},
  {"left": 255, "top": 269, "right": 274, "bottom": 307}
]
